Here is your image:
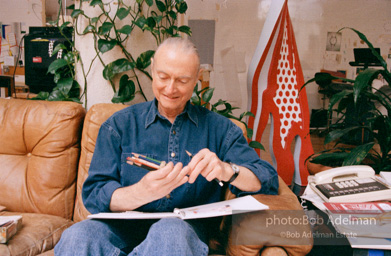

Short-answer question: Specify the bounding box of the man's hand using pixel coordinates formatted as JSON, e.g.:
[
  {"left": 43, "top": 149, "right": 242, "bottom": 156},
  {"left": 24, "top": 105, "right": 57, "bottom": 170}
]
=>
[
  {"left": 138, "top": 162, "right": 189, "bottom": 202},
  {"left": 185, "top": 149, "right": 232, "bottom": 184},
  {"left": 185, "top": 148, "right": 262, "bottom": 192},
  {"left": 110, "top": 162, "right": 189, "bottom": 212}
]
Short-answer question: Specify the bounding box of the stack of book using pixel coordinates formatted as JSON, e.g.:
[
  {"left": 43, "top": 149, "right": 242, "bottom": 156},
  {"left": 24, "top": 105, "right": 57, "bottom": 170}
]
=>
[{"left": 0, "top": 215, "right": 22, "bottom": 243}]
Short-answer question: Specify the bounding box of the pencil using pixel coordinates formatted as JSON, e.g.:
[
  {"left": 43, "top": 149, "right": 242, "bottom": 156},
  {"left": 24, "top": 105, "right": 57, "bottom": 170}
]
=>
[{"left": 185, "top": 150, "right": 224, "bottom": 187}]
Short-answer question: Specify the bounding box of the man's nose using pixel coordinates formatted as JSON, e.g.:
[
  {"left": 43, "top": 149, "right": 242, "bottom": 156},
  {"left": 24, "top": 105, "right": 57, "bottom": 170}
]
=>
[{"left": 166, "top": 79, "right": 177, "bottom": 92}]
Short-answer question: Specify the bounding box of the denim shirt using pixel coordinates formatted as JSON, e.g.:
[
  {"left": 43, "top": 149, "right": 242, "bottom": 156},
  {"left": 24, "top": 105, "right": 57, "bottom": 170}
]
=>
[{"left": 82, "top": 99, "right": 278, "bottom": 214}]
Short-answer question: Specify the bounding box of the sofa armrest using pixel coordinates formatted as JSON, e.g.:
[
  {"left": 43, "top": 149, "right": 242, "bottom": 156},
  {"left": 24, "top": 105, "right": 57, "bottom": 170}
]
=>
[{"left": 225, "top": 176, "right": 313, "bottom": 256}]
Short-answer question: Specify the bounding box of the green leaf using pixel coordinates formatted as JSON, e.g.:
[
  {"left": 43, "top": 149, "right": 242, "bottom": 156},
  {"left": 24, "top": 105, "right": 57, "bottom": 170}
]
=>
[
  {"left": 83, "top": 25, "right": 95, "bottom": 34},
  {"left": 201, "top": 87, "right": 214, "bottom": 103},
  {"left": 146, "top": 17, "right": 156, "bottom": 29},
  {"left": 145, "top": 0, "right": 153, "bottom": 6},
  {"left": 117, "top": 7, "right": 129, "bottom": 20},
  {"left": 324, "top": 126, "right": 359, "bottom": 144},
  {"left": 353, "top": 69, "right": 381, "bottom": 104},
  {"left": 156, "top": 0, "right": 166, "bottom": 12},
  {"left": 328, "top": 90, "right": 351, "bottom": 112},
  {"left": 47, "top": 59, "right": 68, "bottom": 74},
  {"left": 136, "top": 50, "right": 155, "bottom": 70},
  {"left": 91, "top": 17, "right": 99, "bottom": 23},
  {"left": 98, "top": 39, "right": 117, "bottom": 53},
  {"left": 134, "top": 16, "right": 147, "bottom": 29},
  {"left": 167, "top": 10, "right": 177, "bottom": 20},
  {"left": 71, "top": 9, "right": 83, "bottom": 18},
  {"left": 342, "top": 142, "right": 375, "bottom": 166},
  {"left": 249, "top": 141, "right": 265, "bottom": 151},
  {"left": 52, "top": 43, "right": 67, "bottom": 55},
  {"left": 98, "top": 22, "right": 114, "bottom": 36},
  {"left": 57, "top": 77, "right": 74, "bottom": 95},
  {"left": 31, "top": 91, "right": 49, "bottom": 100},
  {"left": 118, "top": 25, "right": 133, "bottom": 35},
  {"left": 339, "top": 27, "right": 388, "bottom": 71},
  {"left": 178, "top": 25, "right": 191, "bottom": 35},
  {"left": 66, "top": 4, "right": 75, "bottom": 10},
  {"left": 175, "top": 1, "right": 188, "bottom": 13},
  {"left": 112, "top": 75, "right": 136, "bottom": 103},
  {"left": 103, "top": 58, "right": 136, "bottom": 80},
  {"left": 90, "top": 0, "right": 102, "bottom": 6}
]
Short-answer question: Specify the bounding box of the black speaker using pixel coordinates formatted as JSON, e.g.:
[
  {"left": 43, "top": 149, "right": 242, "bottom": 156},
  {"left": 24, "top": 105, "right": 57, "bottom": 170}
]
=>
[{"left": 24, "top": 27, "right": 72, "bottom": 94}]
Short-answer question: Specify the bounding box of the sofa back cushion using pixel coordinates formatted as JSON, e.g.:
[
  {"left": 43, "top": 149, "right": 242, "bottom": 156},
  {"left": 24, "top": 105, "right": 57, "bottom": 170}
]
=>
[
  {"left": 73, "top": 103, "right": 127, "bottom": 222},
  {"left": 0, "top": 99, "right": 85, "bottom": 219}
]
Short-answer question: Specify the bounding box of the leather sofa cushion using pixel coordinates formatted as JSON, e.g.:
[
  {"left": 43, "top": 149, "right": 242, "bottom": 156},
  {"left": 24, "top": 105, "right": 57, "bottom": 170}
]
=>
[
  {"left": 0, "top": 99, "right": 85, "bottom": 220},
  {"left": 73, "top": 103, "right": 127, "bottom": 222},
  {"left": 0, "top": 211, "right": 73, "bottom": 256}
]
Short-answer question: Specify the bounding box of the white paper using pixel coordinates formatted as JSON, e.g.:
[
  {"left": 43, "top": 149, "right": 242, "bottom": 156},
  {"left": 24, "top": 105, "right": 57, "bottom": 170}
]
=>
[{"left": 87, "top": 195, "right": 268, "bottom": 220}]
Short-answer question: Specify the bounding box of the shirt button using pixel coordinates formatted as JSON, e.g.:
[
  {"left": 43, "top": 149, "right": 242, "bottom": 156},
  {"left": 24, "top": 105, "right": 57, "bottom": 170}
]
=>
[
  {"left": 166, "top": 194, "right": 171, "bottom": 199},
  {"left": 171, "top": 152, "right": 176, "bottom": 158},
  {"left": 172, "top": 130, "right": 176, "bottom": 135}
]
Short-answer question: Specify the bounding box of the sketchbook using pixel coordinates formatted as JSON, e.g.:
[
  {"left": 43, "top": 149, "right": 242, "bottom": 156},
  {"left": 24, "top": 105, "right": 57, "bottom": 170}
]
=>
[{"left": 87, "top": 195, "right": 268, "bottom": 220}]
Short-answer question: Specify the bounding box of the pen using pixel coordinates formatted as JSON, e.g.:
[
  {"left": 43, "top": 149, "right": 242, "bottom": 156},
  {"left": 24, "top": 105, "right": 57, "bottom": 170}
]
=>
[{"left": 185, "top": 150, "right": 224, "bottom": 187}]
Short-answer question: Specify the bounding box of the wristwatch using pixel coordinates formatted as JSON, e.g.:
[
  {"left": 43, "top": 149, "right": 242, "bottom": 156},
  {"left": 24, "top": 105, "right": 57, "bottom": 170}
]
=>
[{"left": 227, "top": 163, "right": 240, "bottom": 183}]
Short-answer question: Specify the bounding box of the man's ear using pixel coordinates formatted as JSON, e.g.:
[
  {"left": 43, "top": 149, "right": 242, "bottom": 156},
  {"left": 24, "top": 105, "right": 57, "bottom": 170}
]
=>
[{"left": 151, "top": 58, "right": 154, "bottom": 71}]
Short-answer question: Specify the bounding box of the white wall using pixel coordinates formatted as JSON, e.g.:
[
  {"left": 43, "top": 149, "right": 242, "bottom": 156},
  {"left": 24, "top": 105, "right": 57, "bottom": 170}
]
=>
[
  {"left": 185, "top": 0, "right": 391, "bottom": 114},
  {"left": 1, "top": 0, "right": 391, "bottom": 112}
]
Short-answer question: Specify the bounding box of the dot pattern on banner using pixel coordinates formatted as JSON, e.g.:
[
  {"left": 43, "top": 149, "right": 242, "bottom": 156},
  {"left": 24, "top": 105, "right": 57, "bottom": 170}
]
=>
[{"left": 273, "top": 23, "right": 303, "bottom": 148}]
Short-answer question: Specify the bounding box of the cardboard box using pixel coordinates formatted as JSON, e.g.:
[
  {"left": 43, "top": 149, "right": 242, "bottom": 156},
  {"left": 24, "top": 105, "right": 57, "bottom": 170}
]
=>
[{"left": 0, "top": 216, "right": 22, "bottom": 243}]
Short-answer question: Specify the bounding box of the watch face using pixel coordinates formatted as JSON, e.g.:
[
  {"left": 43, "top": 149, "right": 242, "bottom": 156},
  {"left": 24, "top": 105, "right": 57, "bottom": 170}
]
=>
[{"left": 231, "top": 163, "right": 239, "bottom": 173}]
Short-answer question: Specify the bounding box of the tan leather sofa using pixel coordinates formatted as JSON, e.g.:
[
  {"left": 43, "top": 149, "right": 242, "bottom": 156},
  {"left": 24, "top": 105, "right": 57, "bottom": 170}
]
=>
[{"left": 0, "top": 99, "right": 312, "bottom": 256}]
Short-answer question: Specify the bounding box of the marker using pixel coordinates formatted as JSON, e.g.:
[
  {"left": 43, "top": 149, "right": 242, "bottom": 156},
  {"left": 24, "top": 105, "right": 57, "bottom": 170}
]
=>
[{"left": 185, "top": 150, "right": 224, "bottom": 187}]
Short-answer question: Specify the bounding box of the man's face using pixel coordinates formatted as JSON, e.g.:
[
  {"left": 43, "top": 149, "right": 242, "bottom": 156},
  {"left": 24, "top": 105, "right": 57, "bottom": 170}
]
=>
[{"left": 151, "top": 46, "right": 200, "bottom": 120}]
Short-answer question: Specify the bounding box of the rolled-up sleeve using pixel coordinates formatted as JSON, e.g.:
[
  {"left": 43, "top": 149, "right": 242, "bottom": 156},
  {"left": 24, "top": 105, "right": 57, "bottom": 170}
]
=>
[{"left": 221, "top": 124, "right": 279, "bottom": 196}]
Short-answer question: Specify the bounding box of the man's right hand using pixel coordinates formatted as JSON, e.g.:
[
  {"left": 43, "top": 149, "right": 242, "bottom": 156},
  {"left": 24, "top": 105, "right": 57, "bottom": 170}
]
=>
[{"left": 109, "top": 162, "right": 189, "bottom": 212}]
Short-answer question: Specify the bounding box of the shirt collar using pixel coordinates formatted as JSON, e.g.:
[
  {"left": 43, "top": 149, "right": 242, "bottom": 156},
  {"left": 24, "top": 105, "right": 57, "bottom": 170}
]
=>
[{"left": 145, "top": 99, "right": 199, "bottom": 128}]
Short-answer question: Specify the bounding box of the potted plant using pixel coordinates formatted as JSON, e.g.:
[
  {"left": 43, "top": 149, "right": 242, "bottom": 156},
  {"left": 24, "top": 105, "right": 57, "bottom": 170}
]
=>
[{"left": 302, "top": 28, "right": 391, "bottom": 174}]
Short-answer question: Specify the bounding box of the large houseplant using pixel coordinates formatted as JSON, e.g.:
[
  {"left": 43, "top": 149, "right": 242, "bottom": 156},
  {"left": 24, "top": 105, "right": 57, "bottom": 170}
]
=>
[
  {"left": 302, "top": 28, "right": 391, "bottom": 173},
  {"left": 34, "top": 0, "right": 191, "bottom": 107}
]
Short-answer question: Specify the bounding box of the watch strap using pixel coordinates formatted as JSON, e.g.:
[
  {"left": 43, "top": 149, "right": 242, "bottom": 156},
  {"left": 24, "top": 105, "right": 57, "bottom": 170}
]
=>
[{"left": 228, "top": 163, "right": 240, "bottom": 183}]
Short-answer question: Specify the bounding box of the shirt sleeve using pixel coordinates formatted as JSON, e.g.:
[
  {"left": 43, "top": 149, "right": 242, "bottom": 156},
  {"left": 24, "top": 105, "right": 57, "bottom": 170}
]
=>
[
  {"left": 82, "top": 121, "right": 123, "bottom": 213},
  {"left": 221, "top": 123, "right": 279, "bottom": 196}
]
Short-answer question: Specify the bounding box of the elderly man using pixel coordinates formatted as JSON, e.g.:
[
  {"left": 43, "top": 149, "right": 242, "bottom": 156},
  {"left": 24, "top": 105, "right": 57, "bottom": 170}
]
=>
[{"left": 54, "top": 37, "right": 278, "bottom": 256}]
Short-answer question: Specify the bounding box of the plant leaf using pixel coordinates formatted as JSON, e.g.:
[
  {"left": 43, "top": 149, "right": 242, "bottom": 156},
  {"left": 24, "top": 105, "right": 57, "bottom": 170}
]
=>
[
  {"left": 83, "top": 25, "right": 95, "bottom": 34},
  {"left": 175, "top": 1, "right": 188, "bottom": 13},
  {"left": 112, "top": 75, "right": 136, "bottom": 103},
  {"left": 47, "top": 59, "right": 68, "bottom": 74},
  {"left": 145, "top": 0, "right": 153, "bottom": 6},
  {"left": 71, "top": 9, "right": 83, "bottom": 18},
  {"left": 353, "top": 69, "right": 381, "bottom": 104},
  {"left": 178, "top": 25, "right": 191, "bottom": 36},
  {"left": 324, "top": 126, "right": 359, "bottom": 144},
  {"left": 57, "top": 77, "right": 74, "bottom": 95},
  {"left": 201, "top": 87, "right": 214, "bottom": 103},
  {"left": 98, "top": 39, "right": 117, "bottom": 53},
  {"left": 90, "top": 0, "right": 102, "bottom": 6},
  {"left": 343, "top": 142, "right": 374, "bottom": 166},
  {"left": 118, "top": 25, "right": 133, "bottom": 35},
  {"left": 103, "top": 58, "right": 136, "bottom": 80},
  {"left": 117, "top": 7, "right": 129, "bottom": 20},
  {"left": 136, "top": 50, "right": 155, "bottom": 70},
  {"left": 156, "top": 0, "right": 166, "bottom": 12},
  {"left": 249, "top": 141, "right": 265, "bottom": 151},
  {"left": 98, "top": 22, "right": 114, "bottom": 36}
]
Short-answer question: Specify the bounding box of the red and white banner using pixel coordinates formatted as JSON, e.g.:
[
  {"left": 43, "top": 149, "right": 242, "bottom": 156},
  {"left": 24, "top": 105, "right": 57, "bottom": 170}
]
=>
[{"left": 247, "top": 0, "right": 313, "bottom": 186}]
